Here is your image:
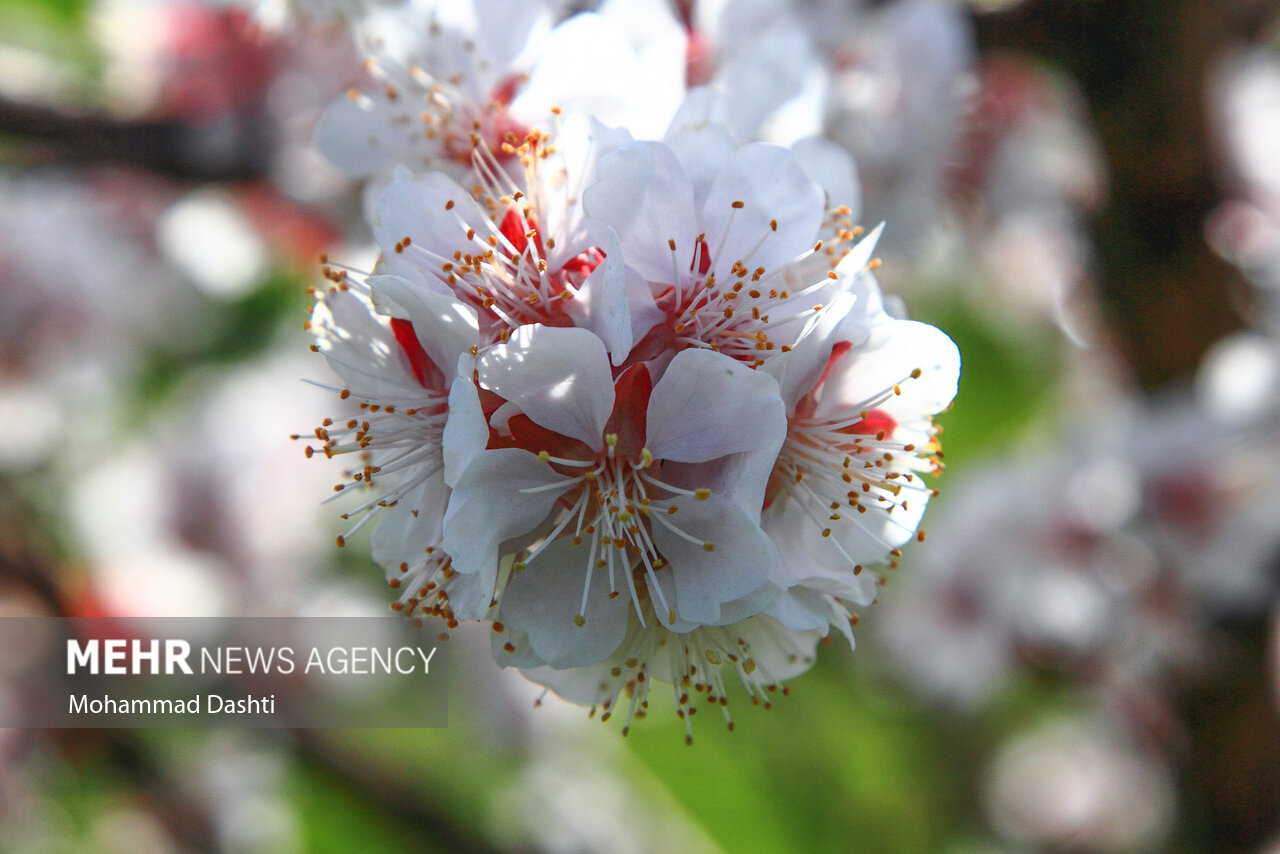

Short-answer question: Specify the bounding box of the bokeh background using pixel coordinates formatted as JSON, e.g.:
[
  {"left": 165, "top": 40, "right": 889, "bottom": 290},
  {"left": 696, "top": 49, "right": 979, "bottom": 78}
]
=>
[{"left": 1, "top": 0, "right": 1278, "bottom": 851}]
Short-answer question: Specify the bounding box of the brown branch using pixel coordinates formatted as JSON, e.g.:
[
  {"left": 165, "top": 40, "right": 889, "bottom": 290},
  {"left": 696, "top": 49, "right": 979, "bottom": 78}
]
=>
[
  {"left": 0, "top": 95, "right": 271, "bottom": 182},
  {"left": 974, "top": 0, "right": 1253, "bottom": 389}
]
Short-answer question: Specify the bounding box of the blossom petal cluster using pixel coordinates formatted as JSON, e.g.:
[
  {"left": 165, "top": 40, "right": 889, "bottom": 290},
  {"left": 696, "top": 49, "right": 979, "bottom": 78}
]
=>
[{"left": 304, "top": 0, "right": 959, "bottom": 736}]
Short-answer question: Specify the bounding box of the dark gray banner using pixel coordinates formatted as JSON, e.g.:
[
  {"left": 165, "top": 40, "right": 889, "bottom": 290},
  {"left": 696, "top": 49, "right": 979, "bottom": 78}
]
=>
[{"left": 0, "top": 617, "right": 448, "bottom": 728}]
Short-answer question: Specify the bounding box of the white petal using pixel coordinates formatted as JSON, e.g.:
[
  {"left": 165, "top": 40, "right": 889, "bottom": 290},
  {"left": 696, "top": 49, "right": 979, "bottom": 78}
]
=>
[
  {"left": 815, "top": 319, "right": 961, "bottom": 422},
  {"left": 765, "top": 586, "right": 837, "bottom": 633},
  {"left": 313, "top": 94, "right": 411, "bottom": 179},
  {"left": 665, "top": 87, "right": 733, "bottom": 138},
  {"left": 829, "top": 488, "right": 929, "bottom": 567},
  {"left": 477, "top": 325, "right": 615, "bottom": 451},
  {"left": 517, "top": 659, "right": 616, "bottom": 705},
  {"left": 566, "top": 227, "right": 662, "bottom": 366},
  {"left": 712, "top": 582, "right": 783, "bottom": 626},
  {"left": 714, "top": 26, "right": 812, "bottom": 141},
  {"left": 500, "top": 538, "right": 631, "bottom": 668},
  {"left": 699, "top": 142, "right": 825, "bottom": 280},
  {"left": 763, "top": 292, "right": 857, "bottom": 412},
  {"left": 645, "top": 348, "right": 786, "bottom": 463},
  {"left": 663, "top": 93, "right": 738, "bottom": 210},
  {"left": 441, "top": 374, "right": 489, "bottom": 488},
  {"left": 645, "top": 612, "right": 821, "bottom": 685},
  {"left": 514, "top": 612, "right": 647, "bottom": 704},
  {"left": 441, "top": 448, "right": 569, "bottom": 591},
  {"left": 584, "top": 140, "right": 697, "bottom": 284},
  {"left": 732, "top": 613, "right": 822, "bottom": 682},
  {"left": 433, "top": 570, "right": 492, "bottom": 622},
  {"left": 539, "top": 115, "right": 633, "bottom": 269},
  {"left": 471, "top": 0, "right": 550, "bottom": 85},
  {"left": 370, "top": 474, "right": 493, "bottom": 622},
  {"left": 756, "top": 63, "right": 828, "bottom": 146},
  {"left": 652, "top": 493, "right": 777, "bottom": 624},
  {"left": 658, "top": 449, "right": 776, "bottom": 527},
  {"left": 514, "top": 7, "right": 685, "bottom": 139},
  {"left": 492, "top": 623, "right": 547, "bottom": 669},
  {"left": 371, "top": 474, "right": 446, "bottom": 569},
  {"left": 513, "top": 14, "right": 627, "bottom": 124},
  {"left": 790, "top": 136, "right": 861, "bottom": 222},
  {"left": 367, "top": 275, "right": 478, "bottom": 383},
  {"left": 566, "top": 227, "right": 631, "bottom": 365},
  {"left": 312, "top": 290, "right": 421, "bottom": 400},
  {"left": 764, "top": 225, "right": 886, "bottom": 350},
  {"left": 374, "top": 170, "right": 491, "bottom": 285},
  {"left": 648, "top": 569, "right": 778, "bottom": 631},
  {"left": 596, "top": 0, "right": 688, "bottom": 135},
  {"left": 764, "top": 497, "right": 884, "bottom": 602},
  {"left": 834, "top": 222, "right": 885, "bottom": 281}
]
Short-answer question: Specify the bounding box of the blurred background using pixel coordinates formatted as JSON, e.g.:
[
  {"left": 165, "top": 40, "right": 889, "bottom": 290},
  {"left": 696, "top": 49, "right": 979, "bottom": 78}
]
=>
[{"left": 1, "top": 0, "right": 1278, "bottom": 851}]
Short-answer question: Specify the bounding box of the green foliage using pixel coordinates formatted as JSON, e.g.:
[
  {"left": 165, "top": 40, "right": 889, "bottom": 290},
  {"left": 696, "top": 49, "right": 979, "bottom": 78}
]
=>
[
  {"left": 621, "top": 655, "right": 974, "bottom": 854},
  {"left": 133, "top": 270, "right": 309, "bottom": 408},
  {"left": 0, "top": 0, "right": 99, "bottom": 79},
  {"left": 915, "top": 297, "right": 1060, "bottom": 468}
]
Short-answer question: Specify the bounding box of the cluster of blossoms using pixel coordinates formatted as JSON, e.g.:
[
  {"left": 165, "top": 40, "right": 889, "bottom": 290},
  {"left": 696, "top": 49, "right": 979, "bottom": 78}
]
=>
[{"left": 301, "top": 0, "right": 959, "bottom": 737}]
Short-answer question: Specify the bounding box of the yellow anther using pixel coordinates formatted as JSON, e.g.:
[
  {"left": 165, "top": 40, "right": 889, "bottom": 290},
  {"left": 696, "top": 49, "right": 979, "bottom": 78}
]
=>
[
  {"left": 537, "top": 450, "right": 551, "bottom": 463},
  {"left": 703, "top": 541, "right": 716, "bottom": 552},
  {"left": 573, "top": 614, "right": 586, "bottom": 627},
  {"left": 641, "top": 448, "right": 653, "bottom": 467},
  {"left": 694, "top": 488, "right": 711, "bottom": 500},
  {"left": 605, "top": 432, "right": 618, "bottom": 447}
]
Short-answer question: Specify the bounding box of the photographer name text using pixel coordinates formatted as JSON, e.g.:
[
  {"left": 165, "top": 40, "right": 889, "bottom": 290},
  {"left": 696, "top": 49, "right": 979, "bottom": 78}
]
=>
[{"left": 70, "top": 693, "right": 277, "bottom": 716}]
